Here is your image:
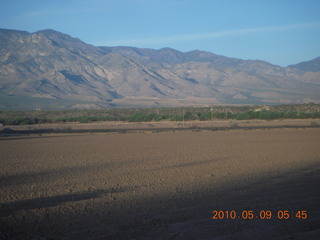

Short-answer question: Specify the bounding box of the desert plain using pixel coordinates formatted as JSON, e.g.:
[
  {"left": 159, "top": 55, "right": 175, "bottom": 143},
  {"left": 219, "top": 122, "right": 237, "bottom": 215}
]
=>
[{"left": 1, "top": 124, "right": 320, "bottom": 239}]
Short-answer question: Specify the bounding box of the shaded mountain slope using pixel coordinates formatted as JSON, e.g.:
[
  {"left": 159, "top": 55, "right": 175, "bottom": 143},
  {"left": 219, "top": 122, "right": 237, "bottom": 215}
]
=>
[{"left": 288, "top": 57, "right": 320, "bottom": 72}]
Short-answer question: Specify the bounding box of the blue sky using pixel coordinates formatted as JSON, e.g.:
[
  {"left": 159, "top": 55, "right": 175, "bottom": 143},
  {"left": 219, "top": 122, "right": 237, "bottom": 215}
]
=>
[{"left": 1, "top": 0, "right": 320, "bottom": 66}]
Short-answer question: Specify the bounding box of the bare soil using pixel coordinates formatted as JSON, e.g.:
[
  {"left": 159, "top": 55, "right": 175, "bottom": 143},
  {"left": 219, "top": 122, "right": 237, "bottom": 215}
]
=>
[
  {"left": 1, "top": 118, "right": 320, "bottom": 134},
  {"left": 1, "top": 128, "right": 320, "bottom": 239}
]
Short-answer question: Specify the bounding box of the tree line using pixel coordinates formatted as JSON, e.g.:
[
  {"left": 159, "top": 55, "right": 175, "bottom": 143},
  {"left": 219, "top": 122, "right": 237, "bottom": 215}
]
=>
[{"left": 1, "top": 108, "right": 320, "bottom": 125}]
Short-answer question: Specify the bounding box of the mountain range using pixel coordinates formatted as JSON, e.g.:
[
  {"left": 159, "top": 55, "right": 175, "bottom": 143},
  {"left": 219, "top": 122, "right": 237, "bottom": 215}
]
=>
[{"left": 0, "top": 28, "right": 319, "bottom": 110}]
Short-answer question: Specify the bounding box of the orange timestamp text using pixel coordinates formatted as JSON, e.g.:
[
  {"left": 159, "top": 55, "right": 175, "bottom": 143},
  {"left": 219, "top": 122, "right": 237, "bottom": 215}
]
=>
[{"left": 212, "top": 210, "right": 308, "bottom": 220}]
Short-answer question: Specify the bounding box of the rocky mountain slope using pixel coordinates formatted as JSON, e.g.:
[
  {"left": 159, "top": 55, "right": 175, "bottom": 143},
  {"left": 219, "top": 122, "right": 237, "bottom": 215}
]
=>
[
  {"left": 288, "top": 57, "right": 320, "bottom": 72},
  {"left": 0, "top": 28, "right": 319, "bottom": 109}
]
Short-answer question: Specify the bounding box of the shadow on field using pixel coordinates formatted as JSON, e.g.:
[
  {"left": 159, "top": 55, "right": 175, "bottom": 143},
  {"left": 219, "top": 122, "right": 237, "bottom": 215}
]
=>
[
  {"left": 148, "top": 158, "right": 228, "bottom": 171},
  {"left": 0, "top": 188, "right": 126, "bottom": 217},
  {"left": 0, "top": 160, "right": 136, "bottom": 188},
  {"left": 1, "top": 163, "right": 320, "bottom": 240}
]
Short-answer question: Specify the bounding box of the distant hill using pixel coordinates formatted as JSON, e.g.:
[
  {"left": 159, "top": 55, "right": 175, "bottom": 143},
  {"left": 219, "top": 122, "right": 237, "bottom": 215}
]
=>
[
  {"left": 0, "top": 28, "right": 319, "bottom": 110},
  {"left": 287, "top": 57, "right": 320, "bottom": 72}
]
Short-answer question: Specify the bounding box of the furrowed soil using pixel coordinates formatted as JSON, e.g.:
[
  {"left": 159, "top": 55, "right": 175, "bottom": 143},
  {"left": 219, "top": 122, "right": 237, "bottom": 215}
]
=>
[{"left": 1, "top": 128, "right": 320, "bottom": 239}]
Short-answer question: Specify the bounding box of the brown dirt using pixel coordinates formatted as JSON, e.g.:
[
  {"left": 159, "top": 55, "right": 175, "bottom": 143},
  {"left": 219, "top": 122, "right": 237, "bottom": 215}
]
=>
[
  {"left": 1, "top": 128, "right": 320, "bottom": 239},
  {"left": 1, "top": 119, "right": 320, "bottom": 134}
]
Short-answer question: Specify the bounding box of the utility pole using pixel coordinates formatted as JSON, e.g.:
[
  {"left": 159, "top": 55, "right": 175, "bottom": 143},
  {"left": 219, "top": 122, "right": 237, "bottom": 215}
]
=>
[
  {"left": 211, "top": 106, "right": 213, "bottom": 127},
  {"left": 182, "top": 109, "right": 185, "bottom": 126}
]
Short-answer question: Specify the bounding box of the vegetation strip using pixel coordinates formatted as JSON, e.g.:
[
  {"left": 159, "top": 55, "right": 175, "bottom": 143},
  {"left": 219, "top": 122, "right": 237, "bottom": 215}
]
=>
[{"left": 1, "top": 104, "right": 320, "bottom": 126}]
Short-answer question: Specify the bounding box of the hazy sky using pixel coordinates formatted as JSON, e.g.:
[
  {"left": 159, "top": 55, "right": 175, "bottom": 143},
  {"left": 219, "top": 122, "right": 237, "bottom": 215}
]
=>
[{"left": 1, "top": 0, "right": 320, "bottom": 66}]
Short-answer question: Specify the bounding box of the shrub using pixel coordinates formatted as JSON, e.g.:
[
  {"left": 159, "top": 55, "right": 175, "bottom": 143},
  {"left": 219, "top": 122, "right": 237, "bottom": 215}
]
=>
[
  {"left": 127, "top": 112, "right": 164, "bottom": 122},
  {"left": 310, "top": 121, "right": 320, "bottom": 127},
  {"left": 199, "top": 112, "right": 211, "bottom": 121}
]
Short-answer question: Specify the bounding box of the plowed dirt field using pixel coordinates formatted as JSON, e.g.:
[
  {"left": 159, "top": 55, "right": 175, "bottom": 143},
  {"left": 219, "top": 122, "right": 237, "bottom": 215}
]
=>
[{"left": 1, "top": 128, "right": 320, "bottom": 239}]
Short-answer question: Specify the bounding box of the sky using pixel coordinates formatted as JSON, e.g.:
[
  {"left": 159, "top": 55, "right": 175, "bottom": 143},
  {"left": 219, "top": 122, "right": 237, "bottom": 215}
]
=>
[{"left": 1, "top": 0, "right": 320, "bottom": 66}]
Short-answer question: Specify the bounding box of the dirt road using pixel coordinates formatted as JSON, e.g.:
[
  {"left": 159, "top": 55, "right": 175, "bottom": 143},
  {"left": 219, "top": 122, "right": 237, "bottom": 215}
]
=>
[{"left": 1, "top": 128, "right": 320, "bottom": 239}]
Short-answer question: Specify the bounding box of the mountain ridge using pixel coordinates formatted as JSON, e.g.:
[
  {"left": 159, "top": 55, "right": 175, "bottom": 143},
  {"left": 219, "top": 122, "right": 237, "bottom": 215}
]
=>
[
  {"left": 0, "top": 28, "right": 319, "bottom": 110},
  {"left": 287, "top": 57, "right": 320, "bottom": 72}
]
